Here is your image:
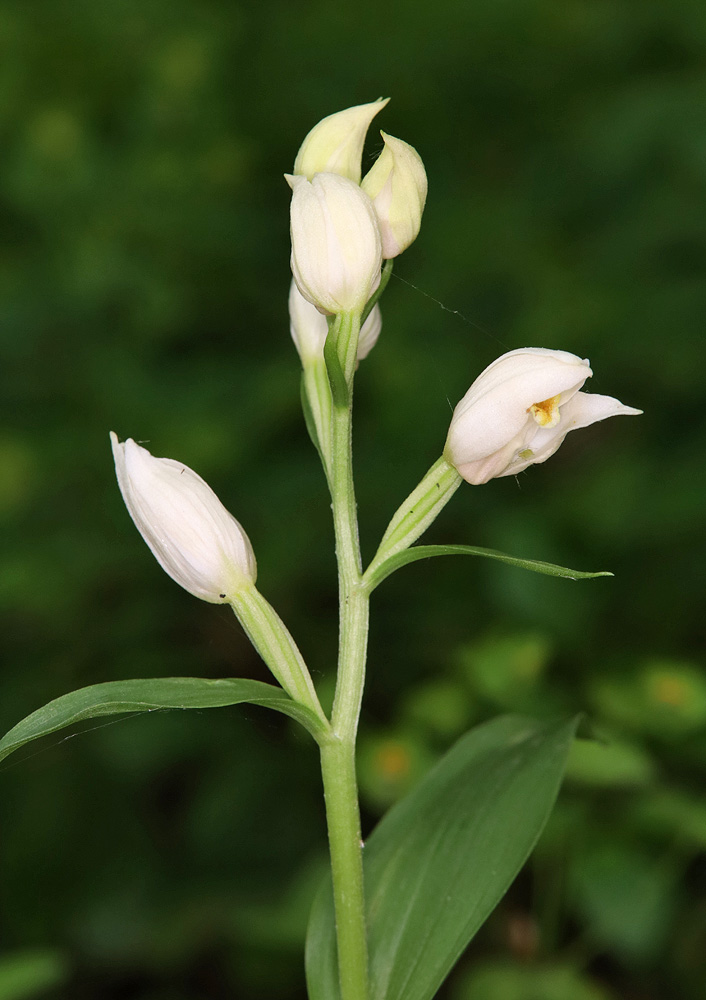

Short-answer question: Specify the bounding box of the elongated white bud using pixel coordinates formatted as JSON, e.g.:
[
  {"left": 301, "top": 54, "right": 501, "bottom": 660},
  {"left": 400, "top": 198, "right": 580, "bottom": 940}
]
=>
[
  {"left": 444, "top": 348, "right": 642, "bottom": 485},
  {"left": 361, "top": 131, "right": 427, "bottom": 258},
  {"left": 288, "top": 172, "right": 382, "bottom": 315},
  {"left": 111, "top": 433, "right": 256, "bottom": 602},
  {"left": 293, "top": 98, "right": 389, "bottom": 183}
]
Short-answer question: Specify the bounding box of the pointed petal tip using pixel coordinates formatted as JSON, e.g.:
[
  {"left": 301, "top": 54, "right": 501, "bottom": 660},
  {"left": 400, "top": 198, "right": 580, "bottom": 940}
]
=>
[{"left": 109, "top": 430, "right": 124, "bottom": 456}]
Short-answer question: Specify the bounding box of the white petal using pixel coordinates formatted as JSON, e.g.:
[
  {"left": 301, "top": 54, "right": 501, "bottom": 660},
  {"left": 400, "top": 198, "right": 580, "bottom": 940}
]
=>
[
  {"left": 361, "top": 132, "right": 428, "bottom": 258},
  {"left": 357, "top": 304, "right": 382, "bottom": 360},
  {"left": 288, "top": 279, "right": 328, "bottom": 360},
  {"left": 447, "top": 348, "right": 592, "bottom": 467},
  {"left": 498, "top": 391, "right": 642, "bottom": 476},
  {"left": 293, "top": 99, "right": 389, "bottom": 183},
  {"left": 289, "top": 173, "right": 382, "bottom": 314},
  {"left": 110, "top": 434, "right": 256, "bottom": 602},
  {"left": 553, "top": 391, "right": 643, "bottom": 432}
]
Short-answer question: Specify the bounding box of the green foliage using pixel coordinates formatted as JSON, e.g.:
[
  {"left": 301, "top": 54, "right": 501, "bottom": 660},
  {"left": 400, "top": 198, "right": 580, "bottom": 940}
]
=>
[
  {"left": 307, "top": 716, "right": 578, "bottom": 1000},
  {"left": 365, "top": 545, "right": 611, "bottom": 592},
  {"left": 451, "top": 960, "right": 615, "bottom": 1000},
  {"left": 0, "top": 951, "right": 69, "bottom": 1000},
  {"left": 455, "top": 633, "right": 553, "bottom": 712},
  {"left": 568, "top": 841, "right": 678, "bottom": 960},
  {"left": 0, "top": 678, "right": 327, "bottom": 765},
  {"left": 590, "top": 660, "right": 706, "bottom": 738},
  {"left": 564, "top": 737, "right": 654, "bottom": 788}
]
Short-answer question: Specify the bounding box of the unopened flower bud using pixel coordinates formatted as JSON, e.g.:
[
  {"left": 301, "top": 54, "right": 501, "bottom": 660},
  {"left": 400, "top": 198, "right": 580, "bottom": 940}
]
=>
[
  {"left": 357, "top": 301, "right": 382, "bottom": 360},
  {"left": 444, "top": 348, "right": 642, "bottom": 485},
  {"left": 288, "top": 280, "right": 382, "bottom": 362},
  {"left": 293, "top": 98, "right": 389, "bottom": 183},
  {"left": 110, "top": 433, "right": 256, "bottom": 602},
  {"left": 288, "top": 172, "right": 382, "bottom": 315},
  {"left": 361, "top": 131, "right": 427, "bottom": 258}
]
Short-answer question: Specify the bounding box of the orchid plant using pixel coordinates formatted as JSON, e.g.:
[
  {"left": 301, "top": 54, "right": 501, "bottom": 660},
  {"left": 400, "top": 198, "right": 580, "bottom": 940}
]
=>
[{"left": 0, "top": 101, "right": 641, "bottom": 1000}]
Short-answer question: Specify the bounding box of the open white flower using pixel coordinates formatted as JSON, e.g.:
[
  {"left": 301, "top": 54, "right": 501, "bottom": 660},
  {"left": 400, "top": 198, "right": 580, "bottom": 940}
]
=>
[
  {"left": 361, "top": 131, "right": 428, "bottom": 258},
  {"left": 293, "top": 98, "right": 389, "bottom": 183},
  {"left": 288, "top": 172, "right": 382, "bottom": 315},
  {"left": 111, "top": 433, "right": 256, "bottom": 602},
  {"left": 444, "top": 348, "right": 642, "bottom": 485},
  {"left": 288, "top": 280, "right": 382, "bottom": 363}
]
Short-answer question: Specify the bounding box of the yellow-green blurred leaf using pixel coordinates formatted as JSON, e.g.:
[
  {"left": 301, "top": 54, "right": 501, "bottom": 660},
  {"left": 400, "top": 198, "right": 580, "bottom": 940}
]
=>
[{"left": 565, "top": 737, "right": 654, "bottom": 788}]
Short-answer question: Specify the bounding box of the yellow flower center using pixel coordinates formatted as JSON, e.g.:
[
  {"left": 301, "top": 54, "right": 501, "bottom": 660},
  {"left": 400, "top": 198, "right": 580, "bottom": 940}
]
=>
[{"left": 529, "top": 394, "right": 561, "bottom": 428}]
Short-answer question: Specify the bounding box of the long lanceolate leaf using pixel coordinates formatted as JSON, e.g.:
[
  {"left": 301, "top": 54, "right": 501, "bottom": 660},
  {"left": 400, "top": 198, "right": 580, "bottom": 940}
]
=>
[
  {"left": 0, "top": 677, "right": 329, "bottom": 764},
  {"left": 306, "top": 714, "right": 580, "bottom": 1000},
  {"left": 363, "top": 543, "right": 612, "bottom": 592}
]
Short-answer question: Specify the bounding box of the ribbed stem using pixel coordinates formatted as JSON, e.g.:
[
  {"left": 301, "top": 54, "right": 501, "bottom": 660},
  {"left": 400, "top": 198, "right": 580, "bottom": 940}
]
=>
[
  {"left": 364, "top": 456, "right": 462, "bottom": 587},
  {"left": 319, "top": 310, "right": 370, "bottom": 1000},
  {"left": 229, "top": 583, "right": 327, "bottom": 726},
  {"left": 320, "top": 733, "right": 368, "bottom": 1000}
]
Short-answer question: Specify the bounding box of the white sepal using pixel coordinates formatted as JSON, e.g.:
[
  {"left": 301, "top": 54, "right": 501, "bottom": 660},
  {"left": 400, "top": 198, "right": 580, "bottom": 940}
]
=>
[
  {"left": 444, "top": 348, "right": 642, "bottom": 485},
  {"left": 111, "top": 433, "right": 256, "bottom": 602},
  {"left": 293, "top": 98, "right": 389, "bottom": 183},
  {"left": 289, "top": 172, "right": 382, "bottom": 315},
  {"left": 361, "top": 131, "right": 428, "bottom": 258}
]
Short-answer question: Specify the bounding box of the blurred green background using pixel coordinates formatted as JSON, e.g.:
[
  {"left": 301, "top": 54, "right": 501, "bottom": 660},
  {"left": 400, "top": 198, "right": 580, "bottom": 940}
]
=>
[{"left": 1, "top": 0, "right": 705, "bottom": 997}]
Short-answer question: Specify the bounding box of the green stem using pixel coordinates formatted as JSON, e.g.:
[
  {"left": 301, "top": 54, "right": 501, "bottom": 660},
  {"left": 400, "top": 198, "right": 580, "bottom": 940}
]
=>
[
  {"left": 364, "top": 456, "right": 462, "bottom": 586},
  {"left": 229, "top": 583, "right": 328, "bottom": 729},
  {"left": 320, "top": 735, "right": 368, "bottom": 1000},
  {"left": 320, "top": 310, "right": 370, "bottom": 1000},
  {"left": 301, "top": 359, "right": 334, "bottom": 482}
]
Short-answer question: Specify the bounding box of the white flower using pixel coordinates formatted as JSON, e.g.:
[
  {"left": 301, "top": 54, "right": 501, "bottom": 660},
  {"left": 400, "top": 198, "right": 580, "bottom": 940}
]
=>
[
  {"left": 293, "top": 98, "right": 389, "bottom": 183},
  {"left": 361, "top": 131, "right": 428, "bottom": 258},
  {"left": 288, "top": 280, "right": 382, "bottom": 363},
  {"left": 110, "top": 433, "right": 256, "bottom": 602},
  {"left": 444, "top": 348, "right": 642, "bottom": 485},
  {"left": 288, "top": 172, "right": 382, "bottom": 315}
]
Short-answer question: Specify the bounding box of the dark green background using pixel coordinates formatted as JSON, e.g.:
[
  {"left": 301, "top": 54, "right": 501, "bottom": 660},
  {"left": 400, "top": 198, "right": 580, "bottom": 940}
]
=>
[{"left": 1, "top": 1, "right": 704, "bottom": 997}]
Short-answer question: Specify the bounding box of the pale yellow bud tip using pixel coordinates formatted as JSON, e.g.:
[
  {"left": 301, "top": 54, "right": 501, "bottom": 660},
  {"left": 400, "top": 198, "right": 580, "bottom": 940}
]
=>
[{"left": 293, "top": 98, "right": 390, "bottom": 184}]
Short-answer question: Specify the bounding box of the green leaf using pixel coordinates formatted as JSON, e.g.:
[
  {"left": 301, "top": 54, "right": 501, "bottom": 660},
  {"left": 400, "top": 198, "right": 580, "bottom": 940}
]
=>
[
  {"left": 0, "top": 677, "right": 328, "bottom": 764},
  {"left": 365, "top": 544, "right": 612, "bottom": 591},
  {"left": 306, "top": 714, "right": 579, "bottom": 1000}
]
